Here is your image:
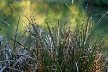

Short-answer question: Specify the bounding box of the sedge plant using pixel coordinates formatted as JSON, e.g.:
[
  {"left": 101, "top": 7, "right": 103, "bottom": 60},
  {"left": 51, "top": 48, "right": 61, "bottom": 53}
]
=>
[{"left": 0, "top": 1, "right": 108, "bottom": 72}]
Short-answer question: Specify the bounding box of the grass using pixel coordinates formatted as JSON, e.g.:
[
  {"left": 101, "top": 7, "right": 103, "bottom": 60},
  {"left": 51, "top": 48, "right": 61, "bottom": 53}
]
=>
[{"left": 0, "top": 1, "right": 108, "bottom": 72}]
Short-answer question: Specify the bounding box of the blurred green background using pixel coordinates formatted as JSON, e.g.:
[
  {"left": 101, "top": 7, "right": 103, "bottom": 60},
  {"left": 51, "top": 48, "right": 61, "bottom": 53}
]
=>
[{"left": 0, "top": 0, "right": 108, "bottom": 55}]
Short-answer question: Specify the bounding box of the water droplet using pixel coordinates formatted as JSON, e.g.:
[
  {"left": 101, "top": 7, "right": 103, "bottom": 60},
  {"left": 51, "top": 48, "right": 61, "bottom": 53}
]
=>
[{"left": 95, "top": 14, "right": 98, "bottom": 15}]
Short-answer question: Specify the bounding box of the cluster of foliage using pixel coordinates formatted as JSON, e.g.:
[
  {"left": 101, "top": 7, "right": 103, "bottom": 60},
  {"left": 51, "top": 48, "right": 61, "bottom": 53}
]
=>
[{"left": 0, "top": 1, "right": 108, "bottom": 72}]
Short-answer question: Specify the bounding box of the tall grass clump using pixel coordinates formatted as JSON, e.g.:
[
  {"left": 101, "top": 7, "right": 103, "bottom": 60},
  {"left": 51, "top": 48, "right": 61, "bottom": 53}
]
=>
[{"left": 0, "top": 1, "right": 108, "bottom": 72}]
